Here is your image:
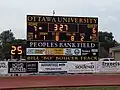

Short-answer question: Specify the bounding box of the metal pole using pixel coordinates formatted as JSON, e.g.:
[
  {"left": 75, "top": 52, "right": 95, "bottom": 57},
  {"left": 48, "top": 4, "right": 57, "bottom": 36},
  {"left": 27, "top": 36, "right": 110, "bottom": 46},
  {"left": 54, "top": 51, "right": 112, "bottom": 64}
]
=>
[
  {"left": 53, "top": 10, "right": 55, "bottom": 16},
  {"left": 11, "top": 55, "right": 13, "bottom": 61},
  {"left": 20, "top": 55, "right": 22, "bottom": 61}
]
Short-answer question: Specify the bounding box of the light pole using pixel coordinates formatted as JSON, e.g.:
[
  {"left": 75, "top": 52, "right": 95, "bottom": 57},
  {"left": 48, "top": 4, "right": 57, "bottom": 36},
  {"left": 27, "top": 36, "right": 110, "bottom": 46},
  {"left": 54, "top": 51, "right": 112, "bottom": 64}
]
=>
[{"left": 53, "top": 10, "right": 55, "bottom": 16}]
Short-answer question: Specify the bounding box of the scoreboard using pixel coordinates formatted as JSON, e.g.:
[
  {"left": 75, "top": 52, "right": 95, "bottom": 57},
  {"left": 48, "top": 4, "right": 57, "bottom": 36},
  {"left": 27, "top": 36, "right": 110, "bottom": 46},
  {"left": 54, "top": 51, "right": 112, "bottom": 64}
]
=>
[
  {"left": 27, "top": 15, "right": 98, "bottom": 41},
  {"left": 26, "top": 15, "right": 99, "bottom": 61}
]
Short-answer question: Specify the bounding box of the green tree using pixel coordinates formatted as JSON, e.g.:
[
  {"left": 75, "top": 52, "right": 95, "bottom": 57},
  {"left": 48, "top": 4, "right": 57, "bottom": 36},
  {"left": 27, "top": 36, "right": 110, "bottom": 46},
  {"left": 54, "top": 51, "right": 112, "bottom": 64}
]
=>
[
  {"left": 0, "top": 43, "right": 12, "bottom": 59},
  {"left": 0, "top": 30, "right": 15, "bottom": 46},
  {"left": 99, "top": 31, "right": 118, "bottom": 52},
  {"left": 11, "top": 39, "right": 26, "bottom": 44},
  {"left": 0, "top": 30, "right": 15, "bottom": 59}
]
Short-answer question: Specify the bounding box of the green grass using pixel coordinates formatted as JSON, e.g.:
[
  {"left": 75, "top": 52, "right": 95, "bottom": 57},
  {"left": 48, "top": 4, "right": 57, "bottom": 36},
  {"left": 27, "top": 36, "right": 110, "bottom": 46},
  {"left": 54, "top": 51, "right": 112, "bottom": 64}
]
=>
[{"left": 16, "top": 86, "right": 120, "bottom": 90}]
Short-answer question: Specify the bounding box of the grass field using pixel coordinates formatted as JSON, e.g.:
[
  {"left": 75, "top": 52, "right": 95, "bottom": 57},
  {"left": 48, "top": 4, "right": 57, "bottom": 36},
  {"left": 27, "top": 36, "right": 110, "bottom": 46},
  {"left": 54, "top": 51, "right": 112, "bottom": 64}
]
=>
[{"left": 17, "top": 86, "right": 120, "bottom": 90}]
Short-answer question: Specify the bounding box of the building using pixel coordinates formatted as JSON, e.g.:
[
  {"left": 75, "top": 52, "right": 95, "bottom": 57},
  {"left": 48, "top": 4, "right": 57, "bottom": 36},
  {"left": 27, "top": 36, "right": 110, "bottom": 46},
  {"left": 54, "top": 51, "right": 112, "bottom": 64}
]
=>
[{"left": 109, "top": 45, "right": 120, "bottom": 60}]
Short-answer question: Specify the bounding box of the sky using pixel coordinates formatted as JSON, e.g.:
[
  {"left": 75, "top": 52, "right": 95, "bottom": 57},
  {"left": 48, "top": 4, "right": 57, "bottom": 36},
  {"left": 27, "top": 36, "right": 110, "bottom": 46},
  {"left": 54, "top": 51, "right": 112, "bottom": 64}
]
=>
[{"left": 0, "top": 0, "right": 120, "bottom": 42}]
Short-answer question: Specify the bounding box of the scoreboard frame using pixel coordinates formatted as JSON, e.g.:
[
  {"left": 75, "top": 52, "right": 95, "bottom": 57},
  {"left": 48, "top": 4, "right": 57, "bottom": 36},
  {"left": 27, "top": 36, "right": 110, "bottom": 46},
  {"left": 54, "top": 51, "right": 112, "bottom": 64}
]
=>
[
  {"left": 26, "top": 15, "right": 99, "bottom": 61},
  {"left": 27, "top": 15, "right": 98, "bottom": 42}
]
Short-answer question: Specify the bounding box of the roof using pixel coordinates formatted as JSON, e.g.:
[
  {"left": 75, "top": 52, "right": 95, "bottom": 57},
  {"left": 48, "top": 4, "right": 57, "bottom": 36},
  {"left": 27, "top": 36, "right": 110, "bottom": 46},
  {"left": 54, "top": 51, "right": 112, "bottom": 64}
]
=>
[
  {"left": 109, "top": 45, "right": 120, "bottom": 52},
  {"left": 110, "top": 45, "right": 120, "bottom": 49}
]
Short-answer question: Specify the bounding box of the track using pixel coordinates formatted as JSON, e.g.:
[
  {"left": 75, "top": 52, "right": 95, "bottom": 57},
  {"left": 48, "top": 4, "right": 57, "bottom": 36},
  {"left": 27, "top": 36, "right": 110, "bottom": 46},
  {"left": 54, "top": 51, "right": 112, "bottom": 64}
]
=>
[{"left": 1, "top": 75, "right": 120, "bottom": 89}]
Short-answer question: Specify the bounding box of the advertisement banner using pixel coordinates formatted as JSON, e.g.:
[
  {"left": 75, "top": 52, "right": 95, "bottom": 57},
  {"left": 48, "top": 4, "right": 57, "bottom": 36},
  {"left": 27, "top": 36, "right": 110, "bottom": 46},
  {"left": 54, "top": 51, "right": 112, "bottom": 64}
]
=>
[
  {"left": 64, "top": 48, "right": 81, "bottom": 55},
  {"left": 0, "top": 61, "right": 8, "bottom": 74},
  {"left": 96, "top": 61, "right": 120, "bottom": 73},
  {"left": 38, "top": 61, "right": 67, "bottom": 73},
  {"left": 26, "top": 62, "right": 38, "bottom": 73},
  {"left": 45, "top": 48, "right": 64, "bottom": 55},
  {"left": 8, "top": 62, "right": 27, "bottom": 73},
  {"left": 26, "top": 48, "right": 98, "bottom": 56},
  {"left": 26, "top": 48, "right": 81, "bottom": 56},
  {"left": 26, "top": 48, "right": 46, "bottom": 55},
  {"left": 8, "top": 61, "right": 39, "bottom": 73},
  {"left": 67, "top": 61, "right": 96, "bottom": 73}
]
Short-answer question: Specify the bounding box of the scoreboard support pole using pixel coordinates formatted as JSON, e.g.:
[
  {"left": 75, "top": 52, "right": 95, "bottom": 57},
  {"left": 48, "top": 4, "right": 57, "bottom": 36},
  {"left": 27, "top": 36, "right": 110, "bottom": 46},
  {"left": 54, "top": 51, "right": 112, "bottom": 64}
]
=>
[
  {"left": 10, "top": 55, "right": 13, "bottom": 61},
  {"left": 10, "top": 55, "right": 22, "bottom": 61},
  {"left": 53, "top": 10, "right": 55, "bottom": 16},
  {"left": 20, "top": 55, "right": 22, "bottom": 60}
]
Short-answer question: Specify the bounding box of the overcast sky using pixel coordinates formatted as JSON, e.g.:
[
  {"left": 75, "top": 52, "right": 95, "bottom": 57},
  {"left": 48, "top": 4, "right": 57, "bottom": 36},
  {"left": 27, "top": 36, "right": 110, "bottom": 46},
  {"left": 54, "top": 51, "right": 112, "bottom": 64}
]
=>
[{"left": 0, "top": 0, "right": 120, "bottom": 42}]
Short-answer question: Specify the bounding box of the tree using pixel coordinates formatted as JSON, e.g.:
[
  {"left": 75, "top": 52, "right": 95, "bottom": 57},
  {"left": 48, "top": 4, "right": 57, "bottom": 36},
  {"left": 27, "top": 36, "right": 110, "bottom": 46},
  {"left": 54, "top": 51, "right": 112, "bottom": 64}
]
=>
[
  {"left": 99, "top": 31, "right": 118, "bottom": 52},
  {"left": 0, "top": 43, "right": 12, "bottom": 59},
  {"left": 11, "top": 39, "right": 26, "bottom": 44},
  {"left": 0, "top": 30, "right": 15, "bottom": 46},
  {"left": 0, "top": 30, "right": 15, "bottom": 59}
]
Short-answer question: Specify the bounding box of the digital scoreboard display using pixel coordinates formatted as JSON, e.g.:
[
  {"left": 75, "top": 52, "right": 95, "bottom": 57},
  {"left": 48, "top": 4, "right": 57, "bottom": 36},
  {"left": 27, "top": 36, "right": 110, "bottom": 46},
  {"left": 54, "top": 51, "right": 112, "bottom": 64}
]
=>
[
  {"left": 10, "top": 43, "right": 27, "bottom": 59},
  {"left": 10, "top": 45, "right": 24, "bottom": 59},
  {"left": 26, "top": 15, "right": 99, "bottom": 61},
  {"left": 27, "top": 15, "right": 98, "bottom": 41}
]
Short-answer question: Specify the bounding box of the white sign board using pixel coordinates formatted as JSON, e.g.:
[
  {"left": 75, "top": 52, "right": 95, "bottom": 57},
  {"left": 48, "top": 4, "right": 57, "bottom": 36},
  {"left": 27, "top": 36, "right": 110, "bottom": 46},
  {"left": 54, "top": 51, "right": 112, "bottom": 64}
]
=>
[
  {"left": 0, "top": 61, "right": 8, "bottom": 74},
  {"left": 38, "top": 61, "right": 67, "bottom": 73},
  {"left": 67, "top": 61, "right": 96, "bottom": 73},
  {"left": 96, "top": 61, "right": 120, "bottom": 73}
]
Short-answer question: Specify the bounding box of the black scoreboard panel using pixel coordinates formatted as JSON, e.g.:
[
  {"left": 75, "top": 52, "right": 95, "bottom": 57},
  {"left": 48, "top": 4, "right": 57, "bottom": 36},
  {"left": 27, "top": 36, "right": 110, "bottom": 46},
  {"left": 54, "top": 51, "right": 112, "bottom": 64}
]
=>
[
  {"left": 26, "top": 41, "right": 99, "bottom": 61},
  {"left": 27, "top": 15, "right": 98, "bottom": 41},
  {"left": 27, "top": 23, "right": 98, "bottom": 41},
  {"left": 26, "top": 15, "right": 99, "bottom": 61}
]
